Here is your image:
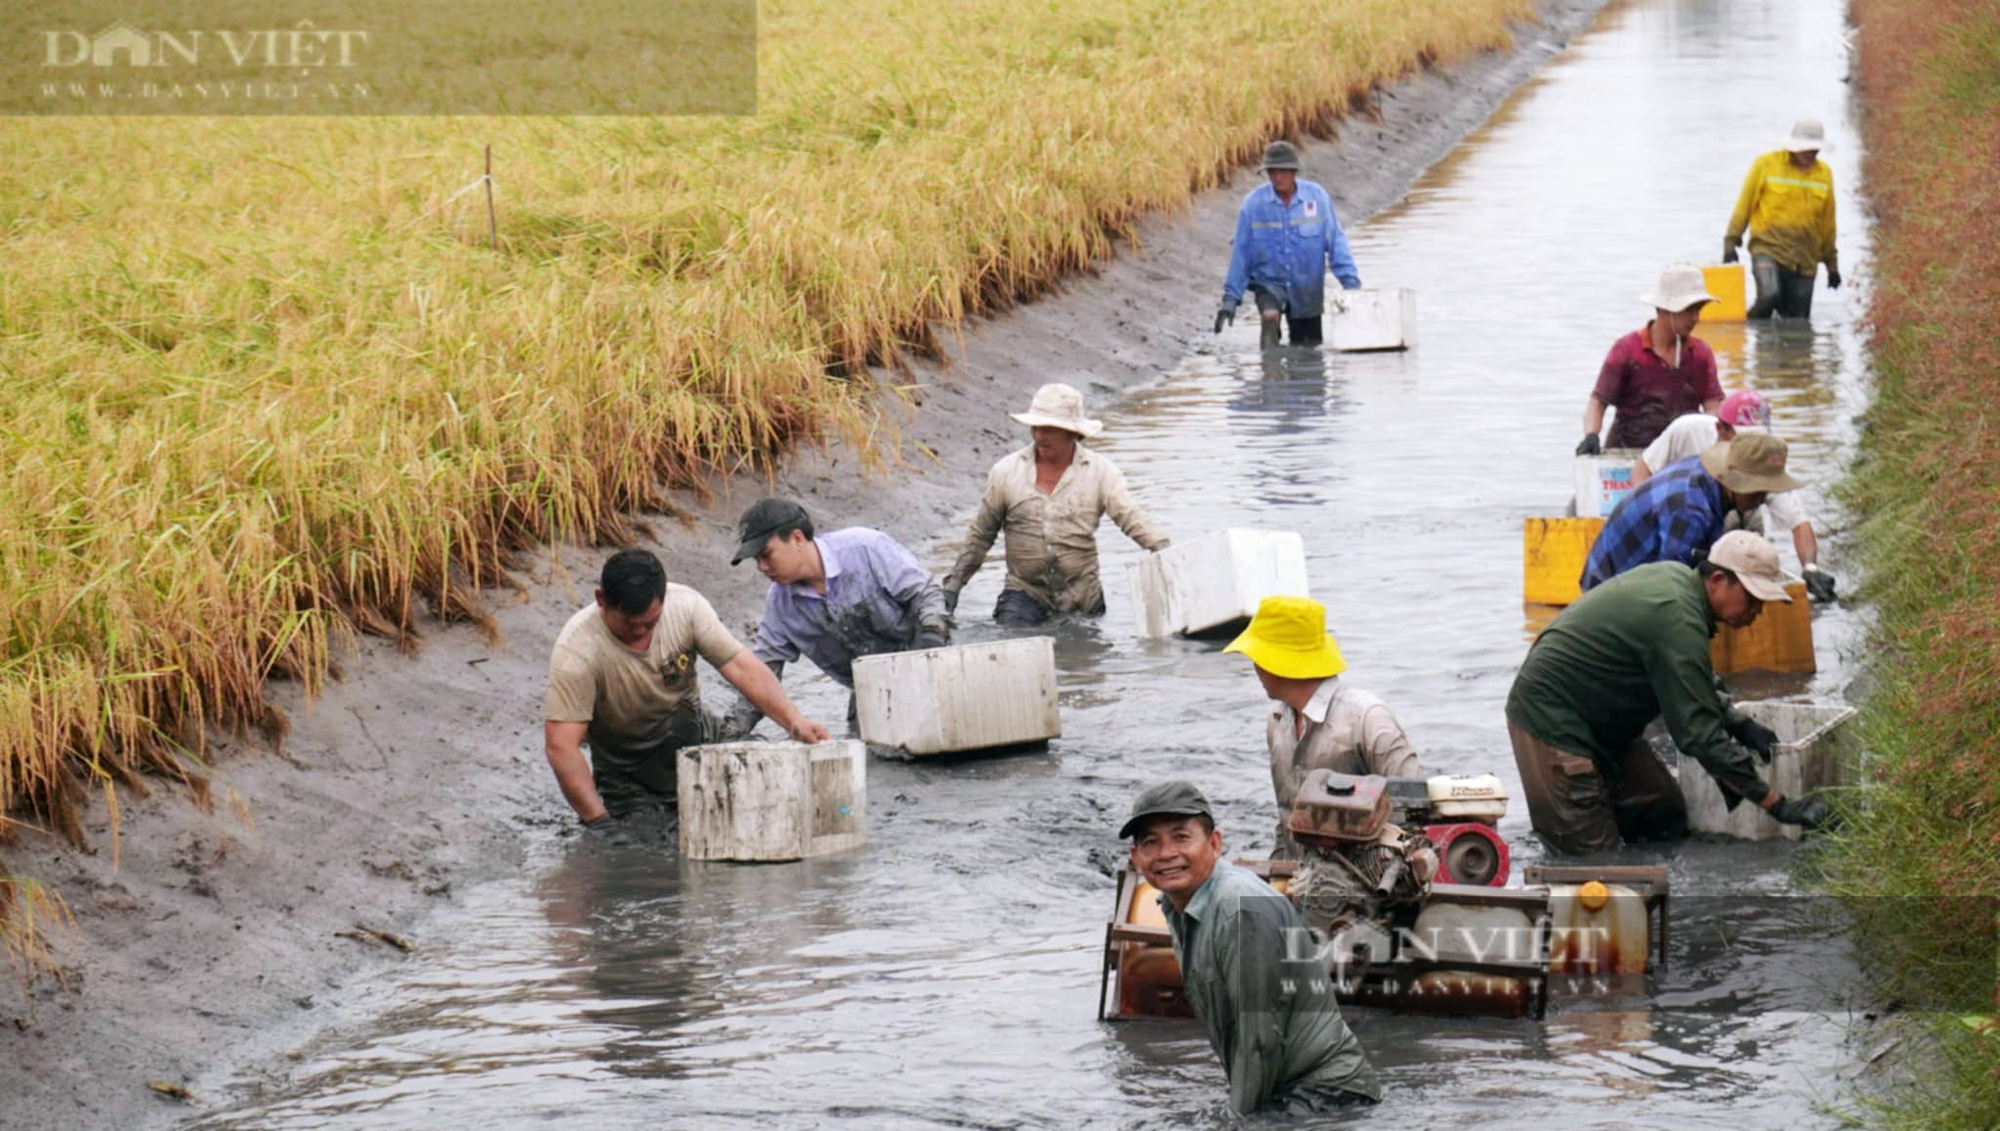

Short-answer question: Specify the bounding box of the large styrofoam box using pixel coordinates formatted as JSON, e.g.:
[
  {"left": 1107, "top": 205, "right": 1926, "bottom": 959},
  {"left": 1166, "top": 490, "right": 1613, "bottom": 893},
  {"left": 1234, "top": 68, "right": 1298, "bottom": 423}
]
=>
[
  {"left": 1677, "top": 701, "right": 1854, "bottom": 841},
  {"left": 853, "top": 637, "right": 1060, "bottom": 755},
  {"left": 1573, "top": 449, "right": 1642, "bottom": 519},
  {"left": 1329, "top": 287, "right": 1416, "bottom": 352},
  {"left": 1131, "top": 529, "right": 1310, "bottom": 638},
  {"left": 677, "top": 740, "right": 867, "bottom": 861}
]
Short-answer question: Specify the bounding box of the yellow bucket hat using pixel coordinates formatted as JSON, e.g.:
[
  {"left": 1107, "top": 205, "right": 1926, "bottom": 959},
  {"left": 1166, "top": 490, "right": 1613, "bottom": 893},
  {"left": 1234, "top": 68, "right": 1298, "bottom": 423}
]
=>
[{"left": 1224, "top": 596, "right": 1346, "bottom": 680}]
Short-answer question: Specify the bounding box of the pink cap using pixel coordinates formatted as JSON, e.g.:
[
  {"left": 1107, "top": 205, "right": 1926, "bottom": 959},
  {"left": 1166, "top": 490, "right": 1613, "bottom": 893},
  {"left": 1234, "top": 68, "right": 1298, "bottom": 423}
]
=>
[{"left": 1717, "top": 389, "right": 1771, "bottom": 429}]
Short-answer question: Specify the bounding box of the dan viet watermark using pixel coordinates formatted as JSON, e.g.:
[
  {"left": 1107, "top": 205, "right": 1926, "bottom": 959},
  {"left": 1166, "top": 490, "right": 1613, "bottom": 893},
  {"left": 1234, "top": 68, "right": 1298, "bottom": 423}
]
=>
[
  {"left": 37, "top": 21, "right": 373, "bottom": 105},
  {"left": 2, "top": 2, "right": 755, "bottom": 115},
  {"left": 1227, "top": 894, "right": 1998, "bottom": 1017}
]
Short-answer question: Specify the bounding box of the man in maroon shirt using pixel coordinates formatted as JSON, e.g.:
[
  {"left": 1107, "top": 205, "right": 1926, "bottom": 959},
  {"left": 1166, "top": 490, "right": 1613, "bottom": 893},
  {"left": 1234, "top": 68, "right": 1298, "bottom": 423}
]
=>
[{"left": 1577, "top": 264, "right": 1725, "bottom": 454}]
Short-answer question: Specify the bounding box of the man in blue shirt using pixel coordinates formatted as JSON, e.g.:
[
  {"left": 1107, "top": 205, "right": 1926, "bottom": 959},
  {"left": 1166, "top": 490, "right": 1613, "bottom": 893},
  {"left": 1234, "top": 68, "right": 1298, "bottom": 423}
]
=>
[
  {"left": 726, "top": 498, "right": 950, "bottom": 732},
  {"left": 1580, "top": 432, "right": 1803, "bottom": 591},
  {"left": 1215, "top": 140, "right": 1362, "bottom": 349},
  {"left": 1122, "top": 780, "right": 1382, "bottom": 1113}
]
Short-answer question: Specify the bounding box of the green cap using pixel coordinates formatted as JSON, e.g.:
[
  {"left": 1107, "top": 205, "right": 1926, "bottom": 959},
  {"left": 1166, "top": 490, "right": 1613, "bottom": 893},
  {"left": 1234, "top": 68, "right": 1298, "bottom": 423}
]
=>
[
  {"left": 1260, "top": 140, "right": 1302, "bottom": 171},
  {"left": 731, "top": 497, "right": 813, "bottom": 565},
  {"left": 1119, "top": 780, "right": 1214, "bottom": 839}
]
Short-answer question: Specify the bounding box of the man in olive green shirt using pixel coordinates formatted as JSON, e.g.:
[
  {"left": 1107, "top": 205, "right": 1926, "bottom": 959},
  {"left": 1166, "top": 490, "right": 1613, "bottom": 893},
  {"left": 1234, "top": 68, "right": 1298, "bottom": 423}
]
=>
[
  {"left": 1505, "top": 532, "right": 1829, "bottom": 853},
  {"left": 1121, "top": 781, "right": 1382, "bottom": 1113}
]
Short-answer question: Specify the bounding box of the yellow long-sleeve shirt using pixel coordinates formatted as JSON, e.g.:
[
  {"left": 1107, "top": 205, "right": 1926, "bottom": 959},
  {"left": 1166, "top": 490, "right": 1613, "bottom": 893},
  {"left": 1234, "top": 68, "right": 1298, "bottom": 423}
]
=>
[{"left": 1725, "top": 150, "right": 1838, "bottom": 276}]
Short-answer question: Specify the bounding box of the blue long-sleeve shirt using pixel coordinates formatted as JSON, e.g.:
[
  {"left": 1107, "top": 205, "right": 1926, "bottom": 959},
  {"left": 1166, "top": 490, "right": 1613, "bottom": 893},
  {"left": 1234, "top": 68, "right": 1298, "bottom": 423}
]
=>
[
  {"left": 1580, "top": 457, "right": 1732, "bottom": 591},
  {"left": 1221, "top": 180, "right": 1360, "bottom": 319},
  {"left": 750, "top": 527, "right": 947, "bottom": 688}
]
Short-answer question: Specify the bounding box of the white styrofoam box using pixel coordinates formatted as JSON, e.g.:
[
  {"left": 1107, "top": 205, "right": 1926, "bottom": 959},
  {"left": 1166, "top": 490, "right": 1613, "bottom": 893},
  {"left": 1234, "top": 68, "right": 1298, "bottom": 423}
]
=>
[
  {"left": 1328, "top": 287, "right": 1416, "bottom": 352},
  {"left": 1130, "top": 529, "right": 1310, "bottom": 639},
  {"left": 1573, "top": 449, "right": 1642, "bottom": 518},
  {"left": 852, "top": 637, "right": 1060, "bottom": 756},
  {"left": 1678, "top": 701, "right": 1855, "bottom": 841},
  {"left": 677, "top": 740, "right": 867, "bottom": 861},
  {"left": 1426, "top": 774, "right": 1508, "bottom": 821}
]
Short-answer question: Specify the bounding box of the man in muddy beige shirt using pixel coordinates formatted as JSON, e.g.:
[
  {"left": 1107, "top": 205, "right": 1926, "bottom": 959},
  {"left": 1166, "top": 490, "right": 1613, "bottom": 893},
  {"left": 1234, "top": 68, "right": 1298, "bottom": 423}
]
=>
[
  {"left": 543, "top": 548, "right": 829, "bottom": 824},
  {"left": 942, "top": 383, "right": 1168, "bottom": 626},
  {"left": 1224, "top": 596, "right": 1422, "bottom": 854}
]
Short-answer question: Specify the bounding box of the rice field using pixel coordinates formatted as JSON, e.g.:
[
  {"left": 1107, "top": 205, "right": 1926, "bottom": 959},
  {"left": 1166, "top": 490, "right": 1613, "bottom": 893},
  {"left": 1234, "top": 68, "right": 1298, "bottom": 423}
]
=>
[{"left": 0, "top": 0, "right": 1529, "bottom": 893}]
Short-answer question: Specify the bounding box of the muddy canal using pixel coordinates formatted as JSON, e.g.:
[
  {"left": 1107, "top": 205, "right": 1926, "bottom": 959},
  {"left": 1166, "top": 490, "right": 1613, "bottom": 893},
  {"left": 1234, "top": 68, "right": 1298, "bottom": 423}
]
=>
[{"left": 190, "top": 0, "right": 1875, "bottom": 1126}]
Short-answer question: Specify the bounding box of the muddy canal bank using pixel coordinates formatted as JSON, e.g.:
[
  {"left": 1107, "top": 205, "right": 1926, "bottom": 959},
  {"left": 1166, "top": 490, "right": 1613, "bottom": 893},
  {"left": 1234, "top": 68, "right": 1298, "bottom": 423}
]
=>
[
  {"left": 147, "top": 0, "right": 1881, "bottom": 1125},
  {"left": 0, "top": 2, "right": 1612, "bottom": 1129}
]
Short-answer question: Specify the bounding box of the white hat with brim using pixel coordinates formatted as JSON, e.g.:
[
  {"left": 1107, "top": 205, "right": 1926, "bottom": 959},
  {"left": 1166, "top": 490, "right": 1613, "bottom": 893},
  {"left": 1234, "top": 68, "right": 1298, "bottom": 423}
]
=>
[
  {"left": 1707, "top": 530, "right": 1798, "bottom": 602},
  {"left": 1641, "top": 262, "right": 1718, "bottom": 313},
  {"left": 1784, "top": 118, "right": 1831, "bottom": 153},
  {"left": 1009, "top": 382, "right": 1104, "bottom": 438}
]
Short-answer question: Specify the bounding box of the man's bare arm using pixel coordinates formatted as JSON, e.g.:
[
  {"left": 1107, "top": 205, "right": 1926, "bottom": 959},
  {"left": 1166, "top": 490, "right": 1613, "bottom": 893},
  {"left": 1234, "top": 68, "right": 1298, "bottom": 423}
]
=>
[
  {"left": 544, "top": 720, "right": 607, "bottom": 823},
  {"left": 719, "top": 650, "right": 829, "bottom": 744}
]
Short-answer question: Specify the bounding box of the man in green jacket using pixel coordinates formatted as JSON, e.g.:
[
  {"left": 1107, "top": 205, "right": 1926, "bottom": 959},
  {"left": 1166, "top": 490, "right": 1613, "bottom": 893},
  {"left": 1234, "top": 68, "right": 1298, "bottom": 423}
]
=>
[
  {"left": 1506, "top": 531, "right": 1831, "bottom": 853},
  {"left": 1121, "top": 780, "right": 1382, "bottom": 1113}
]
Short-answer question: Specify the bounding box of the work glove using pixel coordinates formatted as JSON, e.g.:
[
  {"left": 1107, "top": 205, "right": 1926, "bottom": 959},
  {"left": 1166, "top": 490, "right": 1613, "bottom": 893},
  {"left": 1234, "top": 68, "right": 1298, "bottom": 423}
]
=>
[
  {"left": 1729, "top": 717, "right": 1781, "bottom": 763},
  {"left": 1214, "top": 305, "right": 1235, "bottom": 334},
  {"left": 942, "top": 586, "right": 960, "bottom": 616},
  {"left": 1803, "top": 566, "right": 1838, "bottom": 604},
  {"left": 1575, "top": 433, "right": 1602, "bottom": 457},
  {"left": 1826, "top": 268, "right": 1843, "bottom": 290},
  {"left": 1721, "top": 239, "right": 1740, "bottom": 265},
  {"left": 581, "top": 813, "right": 634, "bottom": 846},
  {"left": 913, "top": 623, "right": 949, "bottom": 650},
  {"left": 1769, "top": 795, "right": 1832, "bottom": 830}
]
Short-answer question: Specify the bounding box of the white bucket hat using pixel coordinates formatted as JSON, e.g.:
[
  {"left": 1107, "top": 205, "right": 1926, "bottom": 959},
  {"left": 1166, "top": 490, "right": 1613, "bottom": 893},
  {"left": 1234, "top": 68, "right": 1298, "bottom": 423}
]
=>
[
  {"left": 1706, "top": 530, "right": 1798, "bottom": 603},
  {"left": 1784, "top": 117, "right": 1831, "bottom": 153},
  {"left": 1640, "top": 262, "right": 1717, "bottom": 313},
  {"left": 1009, "top": 382, "right": 1104, "bottom": 438}
]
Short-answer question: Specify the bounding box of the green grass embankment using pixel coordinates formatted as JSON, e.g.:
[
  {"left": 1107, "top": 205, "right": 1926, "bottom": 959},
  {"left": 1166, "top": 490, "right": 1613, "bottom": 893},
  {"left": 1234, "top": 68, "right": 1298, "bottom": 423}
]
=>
[{"left": 1835, "top": 0, "right": 2000, "bottom": 1123}]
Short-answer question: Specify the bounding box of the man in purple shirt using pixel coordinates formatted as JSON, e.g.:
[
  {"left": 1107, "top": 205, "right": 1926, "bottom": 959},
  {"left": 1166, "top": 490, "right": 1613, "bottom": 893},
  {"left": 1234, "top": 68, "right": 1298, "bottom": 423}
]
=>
[
  {"left": 1577, "top": 264, "right": 1725, "bottom": 454},
  {"left": 726, "top": 497, "right": 950, "bottom": 732}
]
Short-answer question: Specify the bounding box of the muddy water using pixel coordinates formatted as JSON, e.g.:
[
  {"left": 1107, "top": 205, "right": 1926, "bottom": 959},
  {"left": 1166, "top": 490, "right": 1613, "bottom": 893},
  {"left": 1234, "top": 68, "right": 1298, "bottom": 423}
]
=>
[{"left": 191, "top": 0, "right": 1876, "bottom": 1127}]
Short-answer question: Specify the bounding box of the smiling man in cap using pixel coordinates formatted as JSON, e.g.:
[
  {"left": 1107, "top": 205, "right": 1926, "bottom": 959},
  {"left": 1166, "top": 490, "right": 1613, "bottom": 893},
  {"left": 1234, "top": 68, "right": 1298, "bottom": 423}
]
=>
[
  {"left": 1577, "top": 263, "right": 1725, "bottom": 456},
  {"left": 1580, "top": 431, "right": 1805, "bottom": 592},
  {"left": 942, "top": 382, "right": 1169, "bottom": 626},
  {"left": 725, "top": 497, "right": 949, "bottom": 734},
  {"left": 1224, "top": 596, "right": 1422, "bottom": 854},
  {"left": 1122, "top": 781, "right": 1383, "bottom": 1113},
  {"left": 1723, "top": 117, "right": 1841, "bottom": 319},
  {"left": 1508, "top": 531, "right": 1832, "bottom": 853},
  {"left": 1215, "top": 139, "right": 1362, "bottom": 350}
]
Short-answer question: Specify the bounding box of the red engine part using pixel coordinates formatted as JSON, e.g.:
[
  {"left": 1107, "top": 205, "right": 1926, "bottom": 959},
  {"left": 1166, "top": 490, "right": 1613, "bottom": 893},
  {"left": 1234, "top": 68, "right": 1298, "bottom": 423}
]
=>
[{"left": 1424, "top": 822, "right": 1509, "bottom": 887}]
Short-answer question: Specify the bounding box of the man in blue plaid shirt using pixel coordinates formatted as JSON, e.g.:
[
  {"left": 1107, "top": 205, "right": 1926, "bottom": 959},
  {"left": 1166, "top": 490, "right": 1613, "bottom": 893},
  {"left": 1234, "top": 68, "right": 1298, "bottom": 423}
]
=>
[{"left": 1581, "top": 432, "right": 1803, "bottom": 591}]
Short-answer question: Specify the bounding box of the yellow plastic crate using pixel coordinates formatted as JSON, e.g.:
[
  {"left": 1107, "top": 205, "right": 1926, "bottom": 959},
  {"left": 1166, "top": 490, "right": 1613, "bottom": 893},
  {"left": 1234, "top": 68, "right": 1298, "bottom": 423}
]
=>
[
  {"left": 1701, "top": 264, "right": 1747, "bottom": 322},
  {"left": 1522, "top": 517, "right": 1605, "bottom": 607},
  {"left": 1710, "top": 581, "right": 1815, "bottom": 674}
]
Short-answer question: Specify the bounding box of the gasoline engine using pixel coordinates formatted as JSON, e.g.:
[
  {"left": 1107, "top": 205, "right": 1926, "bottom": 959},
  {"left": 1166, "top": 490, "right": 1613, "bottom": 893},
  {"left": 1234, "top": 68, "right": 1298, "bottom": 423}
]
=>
[{"left": 1099, "top": 769, "right": 1672, "bottom": 1021}]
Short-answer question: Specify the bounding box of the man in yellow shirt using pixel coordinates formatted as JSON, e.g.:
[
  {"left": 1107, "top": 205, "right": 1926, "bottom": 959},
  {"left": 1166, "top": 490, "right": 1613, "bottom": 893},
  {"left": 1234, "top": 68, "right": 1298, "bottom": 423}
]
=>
[{"left": 1723, "top": 118, "right": 1841, "bottom": 319}]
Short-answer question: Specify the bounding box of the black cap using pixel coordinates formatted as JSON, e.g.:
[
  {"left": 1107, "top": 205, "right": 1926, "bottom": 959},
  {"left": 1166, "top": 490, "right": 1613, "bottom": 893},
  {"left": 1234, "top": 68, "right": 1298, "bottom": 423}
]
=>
[
  {"left": 1118, "top": 780, "right": 1214, "bottom": 839},
  {"left": 732, "top": 497, "right": 813, "bottom": 565}
]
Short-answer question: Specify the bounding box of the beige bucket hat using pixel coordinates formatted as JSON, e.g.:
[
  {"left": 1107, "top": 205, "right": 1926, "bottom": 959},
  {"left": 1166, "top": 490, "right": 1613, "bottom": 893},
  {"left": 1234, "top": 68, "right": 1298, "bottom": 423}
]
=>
[
  {"left": 1707, "top": 530, "right": 1797, "bottom": 602},
  {"left": 1699, "top": 432, "right": 1804, "bottom": 494},
  {"left": 1641, "top": 262, "right": 1718, "bottom": 313},
  {"left": 1784, "top": 117, "right": 1831, "bottom": 153},
  {"left": 1009, "top": 382, "right": 1104, "bottom": 438}
]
